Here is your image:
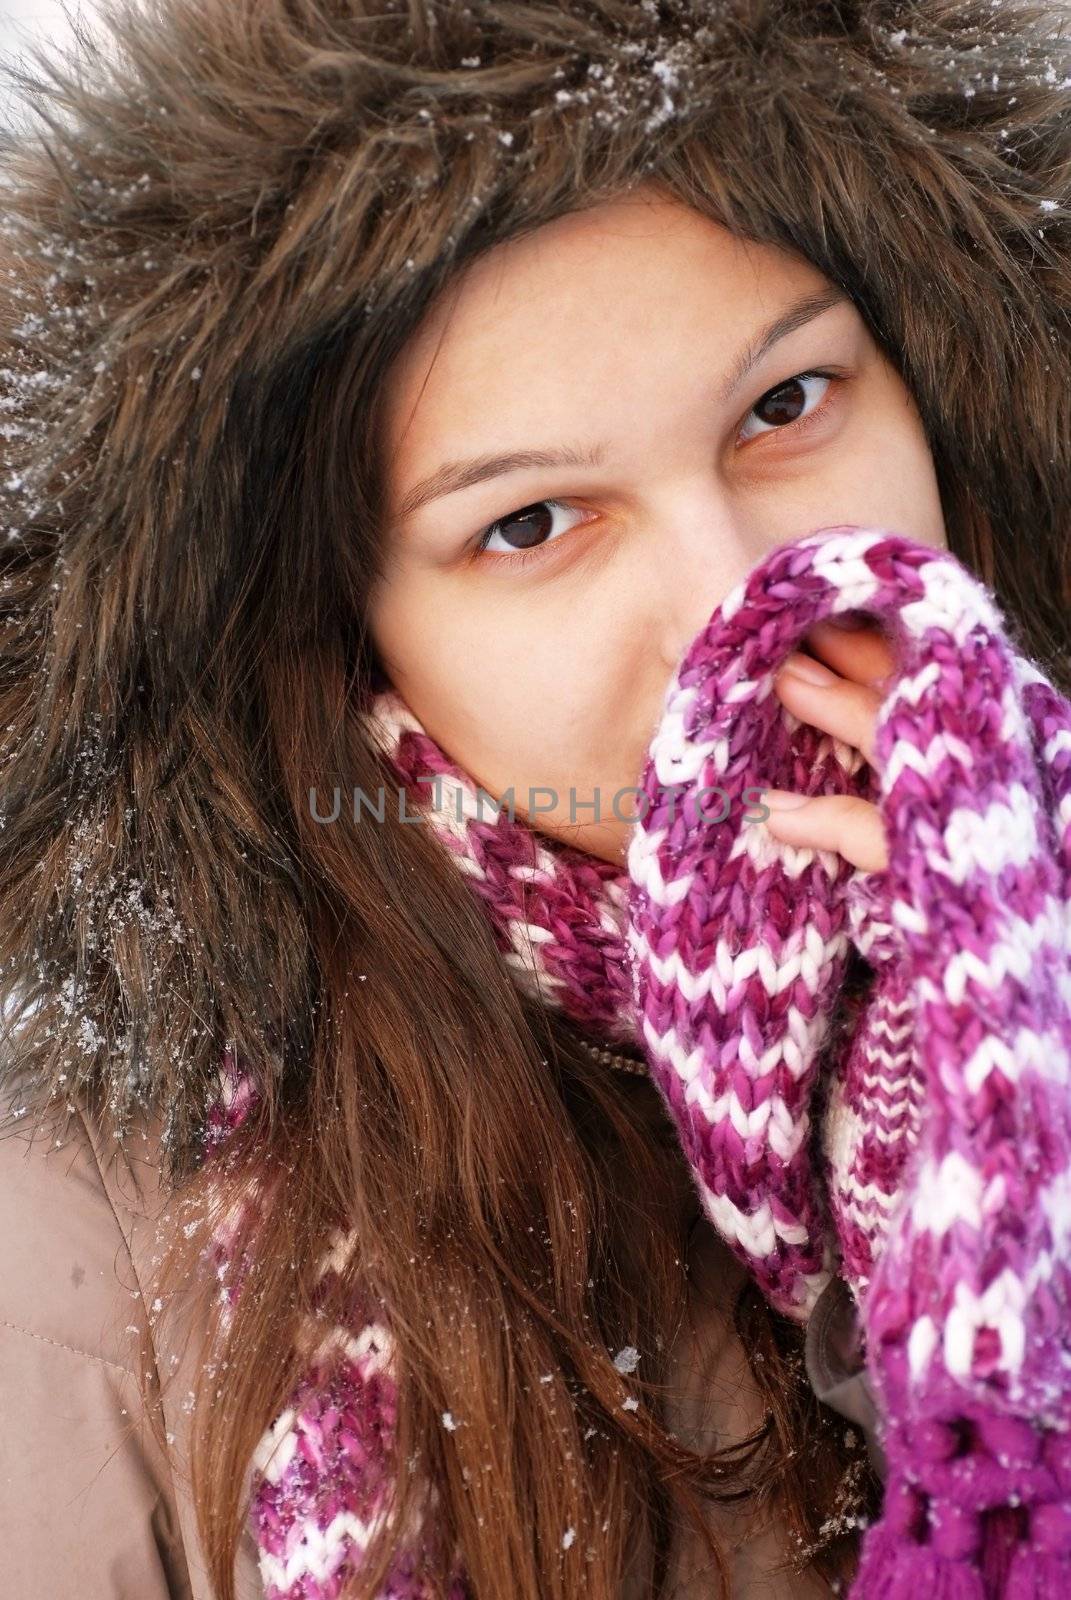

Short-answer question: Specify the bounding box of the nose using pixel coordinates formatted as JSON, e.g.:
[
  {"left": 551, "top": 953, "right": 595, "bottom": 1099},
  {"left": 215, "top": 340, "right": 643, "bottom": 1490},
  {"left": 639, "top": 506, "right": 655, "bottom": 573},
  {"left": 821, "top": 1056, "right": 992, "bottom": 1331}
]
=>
[
  {"left": 654, "top": 512, "right": 862, "bottom": 673},
  {"left": 653, "top": 509, "right": 778, "bottom": 674}
]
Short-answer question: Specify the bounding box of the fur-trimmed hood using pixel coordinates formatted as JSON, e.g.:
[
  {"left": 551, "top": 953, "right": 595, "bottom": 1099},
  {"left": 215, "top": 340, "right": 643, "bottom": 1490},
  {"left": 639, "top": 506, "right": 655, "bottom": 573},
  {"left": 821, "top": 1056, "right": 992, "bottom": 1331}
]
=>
[{"left": 0, "top": 0, "right": 1068, "bottom": 1173}]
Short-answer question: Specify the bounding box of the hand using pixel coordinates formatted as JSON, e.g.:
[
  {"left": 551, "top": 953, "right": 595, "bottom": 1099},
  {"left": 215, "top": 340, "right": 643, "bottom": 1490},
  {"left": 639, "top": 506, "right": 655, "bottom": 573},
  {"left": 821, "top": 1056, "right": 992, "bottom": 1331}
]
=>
[{"left": 761, "top": 616, "right": 896, "bottom": 873}]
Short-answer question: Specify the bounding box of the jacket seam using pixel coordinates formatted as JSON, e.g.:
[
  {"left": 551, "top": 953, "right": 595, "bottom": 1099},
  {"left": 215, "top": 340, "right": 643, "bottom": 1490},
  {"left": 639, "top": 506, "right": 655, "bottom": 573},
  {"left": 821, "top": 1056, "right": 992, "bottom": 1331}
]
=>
[
  {"left": 70, "top": 1103, "right": 189, "bottom": 1514},
  {"left": 72, "top": 1102, "right": 150, "bottom": 1311},
  {"left": 0, "top": 1313, "right": 136, "bottom": 1376}
]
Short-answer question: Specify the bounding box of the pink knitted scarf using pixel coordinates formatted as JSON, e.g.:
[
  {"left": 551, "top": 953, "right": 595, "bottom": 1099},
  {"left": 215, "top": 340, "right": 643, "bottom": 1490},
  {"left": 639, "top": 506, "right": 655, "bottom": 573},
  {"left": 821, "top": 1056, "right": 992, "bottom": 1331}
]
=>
[{"left": 206, "top": 524, "right": 1071, "bottom": 1597}]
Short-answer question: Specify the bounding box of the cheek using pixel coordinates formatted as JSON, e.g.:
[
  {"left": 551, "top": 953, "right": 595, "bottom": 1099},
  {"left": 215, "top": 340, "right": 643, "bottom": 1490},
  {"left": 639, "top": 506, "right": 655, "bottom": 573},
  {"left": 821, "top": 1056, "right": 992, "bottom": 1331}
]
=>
[
  {"left": 369, "top": 575, "right": 604, "bottom": 782},
  {"left": 374, "top": 572, "right": 663, "bottom": 828},
  {"left": 861, "top": 370, "right": 948, "bottom": 545},
  {"left": 832, "top": 399, "right": 947, "bottom": 550},
  {"left": 896, "top": 435, "right": 946, "bottom": 544}
]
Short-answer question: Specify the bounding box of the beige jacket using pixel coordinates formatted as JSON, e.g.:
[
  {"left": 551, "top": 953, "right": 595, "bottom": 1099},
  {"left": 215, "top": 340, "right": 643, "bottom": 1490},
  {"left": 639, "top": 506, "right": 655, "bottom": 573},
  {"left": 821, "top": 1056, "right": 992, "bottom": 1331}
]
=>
[
  {"left": 0, "top": 1095, "right": 264, "bottom": 1599},
  {"left": 0, "top": 1084, "right": 879, "bottom": 1599}
]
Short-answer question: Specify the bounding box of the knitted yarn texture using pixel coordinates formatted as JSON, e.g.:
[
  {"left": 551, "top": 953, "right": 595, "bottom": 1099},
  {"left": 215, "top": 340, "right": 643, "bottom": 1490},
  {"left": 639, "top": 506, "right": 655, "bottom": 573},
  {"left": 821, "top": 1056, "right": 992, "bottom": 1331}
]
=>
[{"left": 205, "top": 525, "right": 1071, "bottom": 1597}]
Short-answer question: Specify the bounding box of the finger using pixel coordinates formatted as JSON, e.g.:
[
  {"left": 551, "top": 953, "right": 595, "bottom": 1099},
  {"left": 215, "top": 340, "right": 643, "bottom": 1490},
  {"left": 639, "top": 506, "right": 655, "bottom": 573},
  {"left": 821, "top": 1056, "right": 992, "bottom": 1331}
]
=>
[
  {"left": 772, "top": 652, "right": 883, "bottom": 768},
  {"left": 801, "top": 616, "right": 898, "bottom": 691},
  {"left": 760, "top": 791, "right": 889, "bottom": 873}
]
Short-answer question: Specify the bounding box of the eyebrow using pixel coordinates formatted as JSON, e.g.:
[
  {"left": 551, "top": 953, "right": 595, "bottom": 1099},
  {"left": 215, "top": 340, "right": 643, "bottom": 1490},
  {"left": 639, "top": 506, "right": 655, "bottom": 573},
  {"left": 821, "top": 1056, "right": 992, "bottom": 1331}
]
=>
[{"left": 394, "top": 284, "right": 851, "bottom": 522}]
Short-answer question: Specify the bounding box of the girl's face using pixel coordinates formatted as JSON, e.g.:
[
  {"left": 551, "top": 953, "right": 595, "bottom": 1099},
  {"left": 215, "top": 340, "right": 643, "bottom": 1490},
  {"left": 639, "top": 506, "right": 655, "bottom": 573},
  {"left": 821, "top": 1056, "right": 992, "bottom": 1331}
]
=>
[{"left": 370, "top": 183, "right": 947, "bottom": 865}]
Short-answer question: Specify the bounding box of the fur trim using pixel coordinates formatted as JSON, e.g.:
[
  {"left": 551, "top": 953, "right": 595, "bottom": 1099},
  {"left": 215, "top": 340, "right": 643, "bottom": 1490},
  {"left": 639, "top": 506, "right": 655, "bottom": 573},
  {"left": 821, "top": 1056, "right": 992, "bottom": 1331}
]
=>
[{"left": 0, "top": 0, "right": 1068, "bottom": 1168}]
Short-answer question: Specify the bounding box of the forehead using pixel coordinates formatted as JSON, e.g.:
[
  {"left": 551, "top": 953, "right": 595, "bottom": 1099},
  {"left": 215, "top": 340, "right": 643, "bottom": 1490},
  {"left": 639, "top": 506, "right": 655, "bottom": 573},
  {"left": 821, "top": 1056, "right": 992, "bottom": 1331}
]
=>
[{"left": 378, "top": 189, "right": 834, "bottom": 489}]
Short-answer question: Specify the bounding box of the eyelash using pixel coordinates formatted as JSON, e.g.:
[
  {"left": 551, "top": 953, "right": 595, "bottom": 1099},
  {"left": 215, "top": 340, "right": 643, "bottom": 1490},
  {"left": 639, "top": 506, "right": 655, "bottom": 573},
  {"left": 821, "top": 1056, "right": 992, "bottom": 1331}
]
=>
[{"left": 468, "top": 368, "right": 845, "bottom": 571}]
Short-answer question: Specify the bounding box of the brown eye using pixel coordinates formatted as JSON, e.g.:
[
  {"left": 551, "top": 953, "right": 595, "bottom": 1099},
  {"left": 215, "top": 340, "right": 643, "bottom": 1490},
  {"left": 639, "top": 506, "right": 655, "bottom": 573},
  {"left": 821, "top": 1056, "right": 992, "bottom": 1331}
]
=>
[
  {"left": 474, "top": 499, "right": 586, "bottom": 559},
  {"left": 485, "top": 502, "right": 553, "bottom": 550},
  {"left": 739, "top": 371, "right": 834, "bottom": 443},
  {"left": 755, "top": 378, "right": 809, "bottom": 425}
]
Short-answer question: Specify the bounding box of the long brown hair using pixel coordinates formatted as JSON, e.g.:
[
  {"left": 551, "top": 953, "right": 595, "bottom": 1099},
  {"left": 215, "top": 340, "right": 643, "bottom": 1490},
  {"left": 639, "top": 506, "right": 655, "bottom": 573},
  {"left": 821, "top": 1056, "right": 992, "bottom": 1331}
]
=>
[{"left": 0, "top": 2, "right": 1068, "bottom": 1596}]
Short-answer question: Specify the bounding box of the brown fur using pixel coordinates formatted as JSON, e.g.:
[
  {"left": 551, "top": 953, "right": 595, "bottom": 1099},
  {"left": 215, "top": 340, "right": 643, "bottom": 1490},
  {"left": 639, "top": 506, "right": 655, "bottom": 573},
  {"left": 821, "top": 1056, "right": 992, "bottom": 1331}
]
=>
[{"left": 0, "top": 1, "right": 1068, "bottom": 1596}]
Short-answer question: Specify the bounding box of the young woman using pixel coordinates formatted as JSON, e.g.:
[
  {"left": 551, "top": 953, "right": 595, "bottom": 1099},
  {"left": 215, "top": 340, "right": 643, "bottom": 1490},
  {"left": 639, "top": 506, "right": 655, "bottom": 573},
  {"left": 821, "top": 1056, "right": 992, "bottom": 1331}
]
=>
[{"left": 0, "top": 2, "right": 1068, "bottom": 1598}]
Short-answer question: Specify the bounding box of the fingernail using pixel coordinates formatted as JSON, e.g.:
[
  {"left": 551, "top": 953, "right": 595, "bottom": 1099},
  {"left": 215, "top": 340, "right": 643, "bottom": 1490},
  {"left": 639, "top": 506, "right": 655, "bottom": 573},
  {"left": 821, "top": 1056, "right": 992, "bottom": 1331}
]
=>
[
  {"left": 778, "top": 651, "right": 837, "bottom": 687},
  {"left": 762, "top": 789, "right": 810, "bottom": 811}
]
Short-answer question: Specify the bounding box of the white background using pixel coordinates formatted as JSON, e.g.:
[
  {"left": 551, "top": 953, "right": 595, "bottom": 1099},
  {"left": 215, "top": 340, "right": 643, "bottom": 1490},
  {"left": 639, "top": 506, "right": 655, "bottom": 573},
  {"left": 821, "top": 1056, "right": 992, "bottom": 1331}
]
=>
[{"left": 0, "top": 0, "right": 101, "bottom": 129}]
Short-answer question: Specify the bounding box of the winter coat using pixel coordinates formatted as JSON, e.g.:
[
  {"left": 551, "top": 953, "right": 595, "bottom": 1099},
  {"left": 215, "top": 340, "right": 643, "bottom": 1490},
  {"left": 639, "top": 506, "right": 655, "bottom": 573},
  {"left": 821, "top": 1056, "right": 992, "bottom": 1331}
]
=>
[
  {"left": 0, "top": 1092, "right": 265, "bottom": 1599},
  {"left": 0, "top": 1078, "right": 881, "bottom": 1598}
]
